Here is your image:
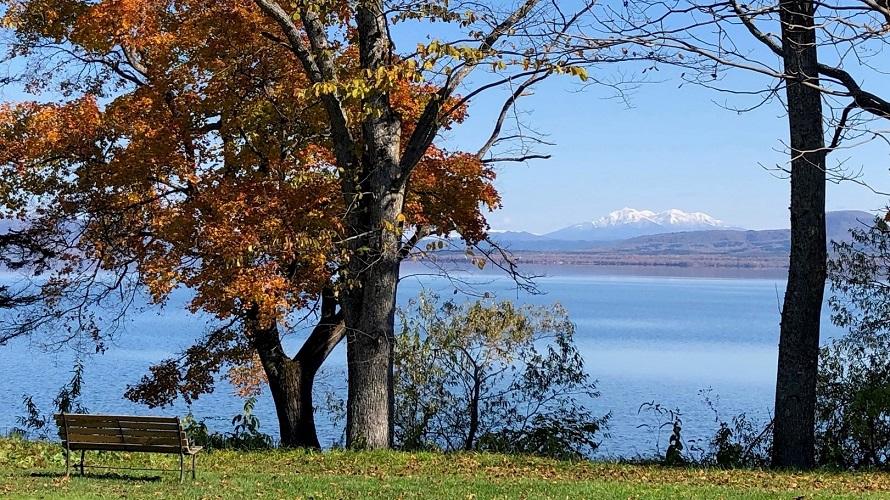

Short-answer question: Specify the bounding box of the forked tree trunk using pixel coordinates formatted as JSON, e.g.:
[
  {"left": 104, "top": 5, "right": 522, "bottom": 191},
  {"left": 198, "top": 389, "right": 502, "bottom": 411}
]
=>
[
  {"left": 247, "top": 293, "right": 344, "bottom": 448},
  {"left": 772, "top": 0, "right": 827, "bottom": 469},
  {"left": 262, "top": 356, "right": 316, "bottom": 447},
  {"left": 255, "top": 0, "right": 542, "bottom": 453}
]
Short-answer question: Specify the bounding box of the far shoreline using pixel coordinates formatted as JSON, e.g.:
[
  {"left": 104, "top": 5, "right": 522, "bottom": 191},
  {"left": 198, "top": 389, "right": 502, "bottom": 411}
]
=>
[{"left": 401, "top": 260, "right": 789, "bottom": 281}]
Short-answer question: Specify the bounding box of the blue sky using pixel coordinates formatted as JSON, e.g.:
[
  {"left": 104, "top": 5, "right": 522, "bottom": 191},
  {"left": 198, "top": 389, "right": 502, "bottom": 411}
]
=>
[
  {"left": 384, "top": 6, "right": 890, "bottom": 235},
  {"left": 444, "top": 68, "right": 890, "bottom": 234}
]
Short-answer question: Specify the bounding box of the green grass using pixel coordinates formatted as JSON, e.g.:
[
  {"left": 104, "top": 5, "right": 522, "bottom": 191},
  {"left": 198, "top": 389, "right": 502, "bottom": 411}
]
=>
[{"left": 2, "top": 437, "right": 889, "bottom": 499}]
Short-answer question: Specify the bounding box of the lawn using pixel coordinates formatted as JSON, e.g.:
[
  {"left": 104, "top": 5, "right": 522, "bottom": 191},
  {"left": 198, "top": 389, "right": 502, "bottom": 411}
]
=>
[{"left": 1, "top": 437, "right": 889, "bottom": 499}]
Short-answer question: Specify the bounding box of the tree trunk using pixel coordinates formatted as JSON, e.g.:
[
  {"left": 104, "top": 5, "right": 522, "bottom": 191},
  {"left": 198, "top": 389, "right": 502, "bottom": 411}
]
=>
[
  {"left": 342, "top": 226, "right": 402, "bottom": 449},
  {"left": 465, "top": 368, "right": 482, "bottom": 451},
  {"left": 340, "top": 159, "right": 404, "bottom": 450},
  {"left": 261, "top": 354, "right": 317, "bottom": 447},
  {"left": 772, "top": 0, "right": 827, "bottom": 469},
  {"left": 247, "top": 293, "right": 344, "bottom": 448},
  {"left": 341, "top": 0, "right": 405, "bottom": 450}
]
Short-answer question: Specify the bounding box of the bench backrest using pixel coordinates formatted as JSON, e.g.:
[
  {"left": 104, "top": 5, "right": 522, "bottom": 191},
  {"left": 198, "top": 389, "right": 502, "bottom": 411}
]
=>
[{"left": 54, "top": 414, "right": 190, "bottom": 454}]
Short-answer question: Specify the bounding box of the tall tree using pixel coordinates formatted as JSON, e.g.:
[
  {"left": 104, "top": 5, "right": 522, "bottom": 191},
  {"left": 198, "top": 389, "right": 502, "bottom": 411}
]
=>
[
  {"left": 719, "top": 0, "right": 890, "bottom": 468},
  {"left": 592, "top": 0, "right": 890, "bottom": 468},
  {"left": 772, "top": 0, "right": 827, "bottom": 468},
  {"left": 245, "top": 0, "right": 596, "bottom": 448},
  {"left": 0, "top": 0, "right": 507, "bottom": 448}
]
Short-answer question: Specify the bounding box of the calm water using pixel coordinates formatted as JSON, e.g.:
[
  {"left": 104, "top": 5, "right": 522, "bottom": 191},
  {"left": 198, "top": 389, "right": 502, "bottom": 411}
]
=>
[{"left": 0, "top": 266, "right": 845, "bottom": 457}]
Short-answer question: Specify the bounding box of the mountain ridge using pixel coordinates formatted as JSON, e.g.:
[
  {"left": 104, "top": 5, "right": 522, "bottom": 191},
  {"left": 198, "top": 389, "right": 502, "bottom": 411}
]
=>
[
  {"left": 543, "top": 208, "right": 738, "bottom": 241},
  {"left": 486, "top": 210, "right": 875, "bottom": 255}
]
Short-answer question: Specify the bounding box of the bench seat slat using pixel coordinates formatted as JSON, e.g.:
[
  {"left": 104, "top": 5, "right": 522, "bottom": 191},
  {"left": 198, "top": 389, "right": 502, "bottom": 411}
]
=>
[
  {"left": 55, "top": 415, "right": 180, "bottom": 426},
  {"left": 62, "top": 434, "right": 187, "bottom": 446},
  {"left": 59, "top": 428, "right": 184, "bottom": 439},
  {"left": 61, "top": 425, "right": 181, "bottom": 435},
  {"left": 62, "top": 442, "right": 192, "bottom": 454},
  {"left": 60, "top": 431, "right": 186, "bottom": 443},
  {"left": 60, "top": 420, "right": 181, "bottom": 428},
  {"left": 55, "top": 414, "right": 180, "bottom": 422}
]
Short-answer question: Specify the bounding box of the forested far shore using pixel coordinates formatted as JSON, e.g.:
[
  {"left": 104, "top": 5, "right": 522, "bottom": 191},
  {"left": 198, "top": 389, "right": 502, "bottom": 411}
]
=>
[{"left": 429, "top": 251, "right": 790, "bottom": 270}]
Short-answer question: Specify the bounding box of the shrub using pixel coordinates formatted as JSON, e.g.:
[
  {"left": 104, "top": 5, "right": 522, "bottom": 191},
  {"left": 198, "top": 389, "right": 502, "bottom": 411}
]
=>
[
  {"left": 393, "top": 293, "right": 608, "bottom": 460},
  {"left": 13, "top": 361, "right": 88, "bottom": 440},
  {"left": 183, "top": 397, "right": 273, "bottom": 451},
  {"left": 816, "top": 336, "right": 890, "bottom": 468},
  {"left": 822, "top": 214, "right": 890, "bottom": 468},
  {"left": 637, "top": 393, "right": 771, "bottom": 468}
]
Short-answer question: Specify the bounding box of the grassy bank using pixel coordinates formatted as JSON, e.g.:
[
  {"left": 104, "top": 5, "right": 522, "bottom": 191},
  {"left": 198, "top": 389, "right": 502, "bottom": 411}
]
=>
[{"left": 1, "top": 437, "right": 889, "bottom": 499}]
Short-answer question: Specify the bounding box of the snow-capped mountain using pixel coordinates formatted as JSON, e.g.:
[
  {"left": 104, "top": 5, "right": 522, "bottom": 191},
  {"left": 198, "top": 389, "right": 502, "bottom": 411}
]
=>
[
  {"left": 652, "top": 208, "right": 726, "bottom": 227},
  {"left": 544, "top": 208, "right": 737, "bottom": 241}
]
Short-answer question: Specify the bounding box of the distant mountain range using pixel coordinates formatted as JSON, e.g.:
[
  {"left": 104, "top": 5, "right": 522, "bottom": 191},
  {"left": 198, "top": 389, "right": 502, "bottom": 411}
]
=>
[
  {"left": 478, "top": 210, "right": 877, "bottom": 268},
  {"left": 543, "top": 208, "right": 738, "bottom": 241},
  {"left": 490, "top": 208, "right": 740, "bottom": 246}
]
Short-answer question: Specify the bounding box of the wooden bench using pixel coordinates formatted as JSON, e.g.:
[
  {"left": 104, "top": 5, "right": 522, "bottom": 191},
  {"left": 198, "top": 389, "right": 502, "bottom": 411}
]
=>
[{"left": 55, "top": 413, "right": 203, "bottom": 481}]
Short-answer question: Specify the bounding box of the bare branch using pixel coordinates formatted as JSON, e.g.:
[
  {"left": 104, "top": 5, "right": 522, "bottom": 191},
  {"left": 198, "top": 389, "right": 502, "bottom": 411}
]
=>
[
  {"left": 829, "top": 101, "right": 858, "bottom": 150},
  {"left": 481, "top": 154, "right": 552, "bottom": 164},
  {"left": 477, "top": 71, "right": 553, "bottom": 159}
]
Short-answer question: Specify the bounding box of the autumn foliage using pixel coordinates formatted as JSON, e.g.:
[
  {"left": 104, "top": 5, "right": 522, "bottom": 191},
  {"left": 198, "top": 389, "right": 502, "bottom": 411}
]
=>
[{"left": 0, "top": 0, "right": 499, "bottom": 403}]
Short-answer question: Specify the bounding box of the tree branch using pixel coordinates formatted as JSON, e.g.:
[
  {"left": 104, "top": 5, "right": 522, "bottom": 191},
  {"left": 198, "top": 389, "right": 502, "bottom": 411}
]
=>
[
  {"left": 252, "top": 0, "right": 359, "bottom": 169},
  {"left": 399, "top": 0, "right": 542, "bottom": 177},
  {"left": 294, "top": 289, "right": 345, "bottom": 372},
  {"left": 481, "top": 154, "right": 552, "bottom": 164},
  {"left": 817, "top": 64, "right": 890, "bottom": 120},
  {"left": 829, "top": 101, "right": 857, "bottom": 150},
  {"left": 399, "top": 225, "right": 434, "bottom": 259},
  {"left": 476, "top": 71, "right": 552, "bottom": 159},
  {"left": 731, "top": 1, "right": 783, "bottom": 57}
]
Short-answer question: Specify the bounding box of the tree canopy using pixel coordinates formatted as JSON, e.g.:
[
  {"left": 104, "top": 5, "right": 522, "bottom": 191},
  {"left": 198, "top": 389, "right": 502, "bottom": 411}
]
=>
[{"left": 0, "top": 0, "right": 525, "bottom": 446}]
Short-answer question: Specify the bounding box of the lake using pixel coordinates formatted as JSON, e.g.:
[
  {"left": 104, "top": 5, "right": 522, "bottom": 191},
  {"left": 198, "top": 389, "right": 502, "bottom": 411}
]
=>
[{"left": 0, "top": 265, "right": 846, "bottom": 458}]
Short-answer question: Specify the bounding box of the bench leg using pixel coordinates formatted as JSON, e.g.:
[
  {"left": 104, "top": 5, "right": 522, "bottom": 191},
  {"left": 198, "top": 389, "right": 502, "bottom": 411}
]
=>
[
  {"left": 191, "top": 454, "right": 196, "bottom": 480},
  {"left": 79, "top": 450, "right": 85, "bottom": 476},
  {"left": 179, "top": 453, "right": 184, "bottom": 483},
  {"left": 64, "top": 448, "right": 70, "bottom": 477}
]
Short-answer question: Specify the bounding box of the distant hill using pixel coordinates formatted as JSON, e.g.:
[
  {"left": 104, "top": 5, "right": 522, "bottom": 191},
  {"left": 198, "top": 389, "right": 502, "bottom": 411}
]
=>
[
  {"left": 482, "top": 210, "right": 874, "bottom": 258},
  {"left": 609, "top": 229, "right": 791, "bottom": 257},
  {"left": 824, "top": 210, "right": 876, "bottom": 242},
  {"left": 600, "top": 210, "right": 872, "bottom": 255}
]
